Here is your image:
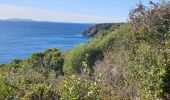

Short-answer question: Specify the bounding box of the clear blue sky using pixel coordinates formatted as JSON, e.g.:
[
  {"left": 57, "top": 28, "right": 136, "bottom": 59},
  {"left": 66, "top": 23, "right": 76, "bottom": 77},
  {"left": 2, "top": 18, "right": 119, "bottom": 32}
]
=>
[{"left": 0, "top": 0, "right": 159, "bottom": 23}]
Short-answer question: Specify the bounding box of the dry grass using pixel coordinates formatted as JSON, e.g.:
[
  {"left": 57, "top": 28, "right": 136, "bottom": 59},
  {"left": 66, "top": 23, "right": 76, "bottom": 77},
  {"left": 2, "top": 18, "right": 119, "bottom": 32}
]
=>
[{"left": 94, "top": 51, "right": 138, "bottom": 99}]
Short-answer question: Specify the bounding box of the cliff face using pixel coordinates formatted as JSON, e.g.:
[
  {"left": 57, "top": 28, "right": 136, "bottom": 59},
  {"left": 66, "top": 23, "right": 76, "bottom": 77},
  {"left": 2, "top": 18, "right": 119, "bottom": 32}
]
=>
[{"left": 83, "top": 23, "right": 122, "bottom": 37}]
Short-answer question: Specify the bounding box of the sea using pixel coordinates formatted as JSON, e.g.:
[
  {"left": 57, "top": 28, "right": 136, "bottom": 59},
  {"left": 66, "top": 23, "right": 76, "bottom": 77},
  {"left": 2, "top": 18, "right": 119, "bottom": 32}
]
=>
[{"left": 0, "top": 20, "right": 91, "bottom": 64}]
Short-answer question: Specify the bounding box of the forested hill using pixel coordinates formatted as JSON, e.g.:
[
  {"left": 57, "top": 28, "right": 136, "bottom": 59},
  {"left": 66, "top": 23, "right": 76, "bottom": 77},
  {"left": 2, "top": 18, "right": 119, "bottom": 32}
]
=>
[
  {"left": 83, "top": 23, "right": 123, "bottom": 37},
  {"left": 0, "top": 1, "right": 170, "bottom": 99}
]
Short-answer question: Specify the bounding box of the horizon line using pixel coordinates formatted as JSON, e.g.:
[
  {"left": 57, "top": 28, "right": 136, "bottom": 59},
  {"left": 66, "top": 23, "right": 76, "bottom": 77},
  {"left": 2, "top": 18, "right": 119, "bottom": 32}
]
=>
[{"left": 0, "top": 18, "right": 126, "bottom": 24}]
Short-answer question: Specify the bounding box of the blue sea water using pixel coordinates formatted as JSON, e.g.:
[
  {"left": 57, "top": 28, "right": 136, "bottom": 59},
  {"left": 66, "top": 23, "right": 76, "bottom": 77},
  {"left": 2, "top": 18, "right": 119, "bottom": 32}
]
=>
[{"left": 0, "top": 21, "right": 91, "bottom": 64}]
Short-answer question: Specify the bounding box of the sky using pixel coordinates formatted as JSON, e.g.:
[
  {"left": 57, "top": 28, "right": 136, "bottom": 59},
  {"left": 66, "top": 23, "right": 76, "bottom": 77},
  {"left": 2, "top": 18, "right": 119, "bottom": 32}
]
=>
[{"left": 0, "top": 0, "right": 159, "bottom": 23}]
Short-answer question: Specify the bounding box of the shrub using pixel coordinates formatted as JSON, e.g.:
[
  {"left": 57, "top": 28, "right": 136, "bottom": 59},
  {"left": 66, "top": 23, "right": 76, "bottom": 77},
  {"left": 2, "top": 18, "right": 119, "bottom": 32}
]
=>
[
  {"left": 59, "top": 75, "right": 101, "bottom": 100},
  {"left": 0, "top": 77, "right": 16, "bottom": 99},
  {"left": 129, "top": 0, "right": 170, "bottom": 45},
  {"left": 27, "top": 48, "right": 64, "bottom": 75},
  {"left": 63, "top": 27, "right": 121, "bottom": 75},
  {"left": 23, "top": 85, "right": 60, "bottom": 100},
  {"left": 0, "top": 63, "right": 59, "bottom": 99}
]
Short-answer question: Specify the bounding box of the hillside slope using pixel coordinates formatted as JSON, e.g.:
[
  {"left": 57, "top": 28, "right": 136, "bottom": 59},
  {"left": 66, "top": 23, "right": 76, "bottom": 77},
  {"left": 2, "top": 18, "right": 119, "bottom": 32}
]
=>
[
  {"left": 0, "top": 1, "right": 170, "bottom": 99},
  {"left": 83, "top": 23, "right": 123, "bottom": 37}
]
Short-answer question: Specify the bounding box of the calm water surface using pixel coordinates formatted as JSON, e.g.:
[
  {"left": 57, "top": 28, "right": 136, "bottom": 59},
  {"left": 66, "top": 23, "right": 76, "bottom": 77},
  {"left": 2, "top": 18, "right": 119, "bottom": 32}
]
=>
[{"left": 0, "top": 21, "right": 91, "bottom": 64}]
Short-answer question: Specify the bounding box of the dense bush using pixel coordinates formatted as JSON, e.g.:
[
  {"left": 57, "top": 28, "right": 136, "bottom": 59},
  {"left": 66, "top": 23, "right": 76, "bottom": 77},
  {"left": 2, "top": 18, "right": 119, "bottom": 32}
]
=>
[
  {"left": 27, "top": 48, "right": 64, "bottom": 75},
  {"left": 92, "top": 24, "right": 164, "bottom": 99},
  {"left": 59, "top": 75, "right": 101, "bottom": 100},
  {"left": 0, "top": 63, "right": 59, "bottom": 99},
  {"left": 128, "top": 1, "right": 170, "bottom": 99},
  {"left": 129, "top": 0, "right": 170, "bottom": 45},
  {"left": 0, "top": 77, "right": 16, "bottom": 99},
  {"left": 63, "top": 28, "right": 118, "bottom": 74},
  {"left": 0, "top": 0, "right": 170, "bottom": 99},
  {"left": 23, "top": 86, "right": 60, "bottom": 100},
  {"left": 0, "top": 49, "right": 64, "bottom": 99}
]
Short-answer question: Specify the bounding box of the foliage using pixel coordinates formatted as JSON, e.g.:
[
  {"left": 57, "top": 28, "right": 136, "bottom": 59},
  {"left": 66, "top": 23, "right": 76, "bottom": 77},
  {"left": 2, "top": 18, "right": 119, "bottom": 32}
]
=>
[
  {"left": 161, "top": 39, "right": 170, "bottom": 99},
  {"left": 0, "top": 49, "right": 63, "bottom": 99},
  {"left": 0, "top": 77, "right": 16, "bottom": 99},
  {"left": 0, "top": 0, "right": 170, "bottom": 99},
  {"left": 0, "top": 63, "right": 59, "bottom": 99},
  {"left": 27, "top": 48, "right": 64, "bottom": 75},
  {"left": 83, "top": 23, "right": 123, "bottom": 37},
  {"left": 59, "top": 75, "right": 101, "bottom": 100},
  {"left": 129, "top": 0, "right": 170, "bottom": 45},
  {"left": 23, "top": 85, "right": 60, "bottom": 100},
  {"left": 63, "top": 27, "right": 118, "bottom": 74},
  {"left": 127, "top": 1, "right": 170, "bottom": 99}
]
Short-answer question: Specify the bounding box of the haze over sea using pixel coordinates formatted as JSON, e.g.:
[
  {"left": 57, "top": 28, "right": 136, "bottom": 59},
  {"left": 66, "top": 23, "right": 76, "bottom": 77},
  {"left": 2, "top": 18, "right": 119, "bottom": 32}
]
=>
[{"left": 0, "top": 20, "right": 91, "bottom": 64}]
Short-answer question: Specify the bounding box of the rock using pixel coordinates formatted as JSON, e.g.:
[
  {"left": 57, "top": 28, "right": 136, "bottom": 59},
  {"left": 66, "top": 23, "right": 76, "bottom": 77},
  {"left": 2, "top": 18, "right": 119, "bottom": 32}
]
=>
[{"left": 83, "top": 23, "right": 122, "bottom": 37}]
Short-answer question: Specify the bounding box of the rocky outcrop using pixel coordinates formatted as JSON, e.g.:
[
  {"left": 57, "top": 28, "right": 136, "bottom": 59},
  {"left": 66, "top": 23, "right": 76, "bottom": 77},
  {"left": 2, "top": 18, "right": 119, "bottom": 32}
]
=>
[{"left": 83, "top": 23, "right": 122, "bottom": 37}]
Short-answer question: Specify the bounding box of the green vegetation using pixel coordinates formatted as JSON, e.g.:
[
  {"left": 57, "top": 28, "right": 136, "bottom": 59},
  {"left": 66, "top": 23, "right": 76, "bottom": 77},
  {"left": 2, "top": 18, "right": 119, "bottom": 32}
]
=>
[
  {"left": 83, "top": 23, "right": 123, "bottom": 37},
  {"left": 59, "top": 75, "right": 101, "bottom": 100},
  {"left": 0, "top": 0, "right": 170, "bottom": 99},
  {"left": 63, "top": 34, "right": 110, "bottom": 74},
  {"left": 27, "top": 48, "right": 64, "bottom": 75}
]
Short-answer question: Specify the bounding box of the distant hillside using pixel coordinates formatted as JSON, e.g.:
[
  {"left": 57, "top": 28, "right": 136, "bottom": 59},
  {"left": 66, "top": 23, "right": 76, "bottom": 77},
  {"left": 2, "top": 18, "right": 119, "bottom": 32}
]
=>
[
  {"left": 83, "top": 23, "right": 123, "bottom": 37},
  {"left": 3, "top": 18, "right": 34, "bottom": 22}
]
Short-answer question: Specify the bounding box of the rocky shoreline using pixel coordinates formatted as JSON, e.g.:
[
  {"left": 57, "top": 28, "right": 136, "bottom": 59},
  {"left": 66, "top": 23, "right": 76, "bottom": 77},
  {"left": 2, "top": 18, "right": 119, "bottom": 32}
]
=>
[{"left": 83, "top": 23, "right": 122, "bottom": 37}]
